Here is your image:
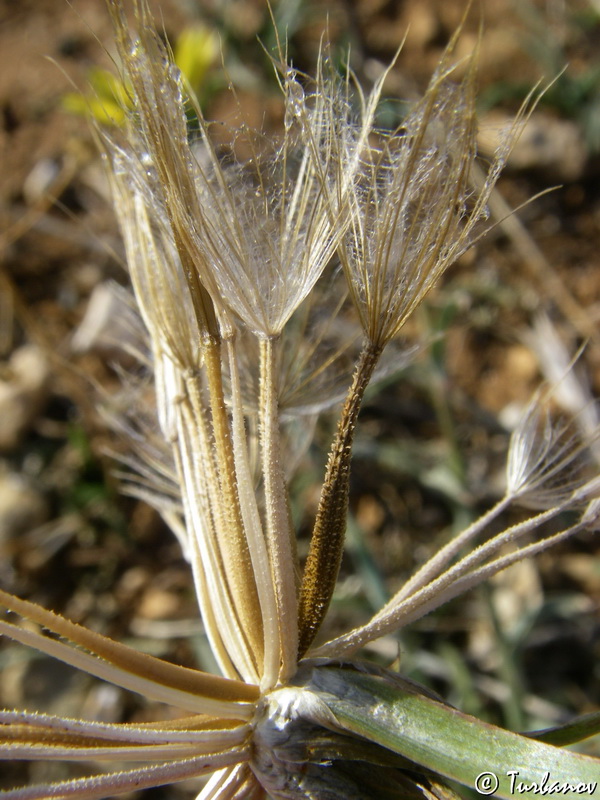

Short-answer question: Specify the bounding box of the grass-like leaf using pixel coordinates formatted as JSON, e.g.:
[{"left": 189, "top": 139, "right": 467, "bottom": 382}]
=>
[{"left": 309, "top": 665, "right": 599, "bottom": 800}]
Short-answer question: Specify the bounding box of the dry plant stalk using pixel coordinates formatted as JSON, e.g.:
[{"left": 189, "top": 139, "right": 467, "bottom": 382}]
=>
[{"left": 0, "top": 2, "right": 598, "bottom": 798}]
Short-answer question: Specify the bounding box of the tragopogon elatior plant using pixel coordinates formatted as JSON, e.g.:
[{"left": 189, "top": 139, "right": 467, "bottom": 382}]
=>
[{"left": 1, "top": 2, "right": 599, "bottom": 798}]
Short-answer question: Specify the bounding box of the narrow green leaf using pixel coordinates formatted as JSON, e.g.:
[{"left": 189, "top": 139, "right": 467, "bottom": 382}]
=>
[
  {"left": 526, "top": 712, "right": 600, "bottom": 746},
  {"left": 308, "top": 665, "right": 599, "bottom": 800}
]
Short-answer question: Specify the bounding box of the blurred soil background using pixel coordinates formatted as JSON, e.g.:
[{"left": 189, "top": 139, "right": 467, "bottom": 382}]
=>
[{"left": 0, "top": 0, "right": 599, "bottom": 795}]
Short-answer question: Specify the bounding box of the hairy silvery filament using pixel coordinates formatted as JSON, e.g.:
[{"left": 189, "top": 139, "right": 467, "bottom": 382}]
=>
[{"left": 0, "top": 2, "right": 598, "bottom": 798}]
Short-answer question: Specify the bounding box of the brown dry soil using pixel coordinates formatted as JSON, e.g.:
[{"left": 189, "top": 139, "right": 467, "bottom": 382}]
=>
[{"left": 0, "top": 0, "right": 599, "bottom": 796}]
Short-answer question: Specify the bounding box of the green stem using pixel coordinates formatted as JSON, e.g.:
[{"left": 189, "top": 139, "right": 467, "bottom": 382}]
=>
[{"left": 312, "top": 665, "right": 600, "bottom": 800}]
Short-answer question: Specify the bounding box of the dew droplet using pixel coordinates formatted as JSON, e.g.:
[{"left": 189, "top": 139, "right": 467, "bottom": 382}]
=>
[{"left": 284, "top": 71, "right": 305, "bottom": 130}]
